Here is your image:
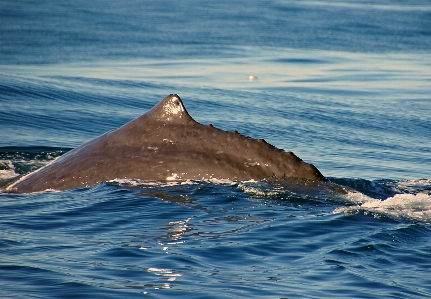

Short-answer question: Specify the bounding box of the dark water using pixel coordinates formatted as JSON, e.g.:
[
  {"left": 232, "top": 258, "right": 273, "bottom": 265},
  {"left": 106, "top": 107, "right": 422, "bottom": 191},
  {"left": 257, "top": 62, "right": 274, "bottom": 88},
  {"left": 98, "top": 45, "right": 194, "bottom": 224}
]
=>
[{"left": 1, "top": 1, "right": 431, "bottom": 298}]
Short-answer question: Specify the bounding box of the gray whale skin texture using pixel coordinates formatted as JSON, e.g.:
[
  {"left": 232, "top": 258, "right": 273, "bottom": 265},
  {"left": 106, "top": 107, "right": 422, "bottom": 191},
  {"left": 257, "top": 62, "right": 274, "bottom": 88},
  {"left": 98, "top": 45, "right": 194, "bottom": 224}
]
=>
[{"left": 6, "top": 94, "right": 327, "bottom": 193}]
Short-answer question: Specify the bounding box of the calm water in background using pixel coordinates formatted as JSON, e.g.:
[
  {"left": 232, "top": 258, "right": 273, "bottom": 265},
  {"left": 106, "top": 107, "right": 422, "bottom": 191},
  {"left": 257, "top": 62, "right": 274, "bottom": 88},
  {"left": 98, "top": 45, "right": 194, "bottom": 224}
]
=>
[{"left": 1, "top": 1, "right": 431, "bottom": 298}]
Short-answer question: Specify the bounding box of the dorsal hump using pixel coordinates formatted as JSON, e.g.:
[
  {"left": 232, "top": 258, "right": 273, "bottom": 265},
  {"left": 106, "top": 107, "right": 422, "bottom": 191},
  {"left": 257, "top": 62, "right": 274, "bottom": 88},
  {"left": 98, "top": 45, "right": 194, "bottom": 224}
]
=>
[{"left": 145, "top": 94, "right": 195, "bottom": 124}]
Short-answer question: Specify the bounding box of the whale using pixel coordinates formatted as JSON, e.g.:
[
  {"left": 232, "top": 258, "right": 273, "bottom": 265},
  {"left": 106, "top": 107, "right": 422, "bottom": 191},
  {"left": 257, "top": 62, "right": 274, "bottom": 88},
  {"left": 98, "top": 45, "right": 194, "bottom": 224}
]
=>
[{"left": 6, "top": 94, "right": 328, "bottom": 193}]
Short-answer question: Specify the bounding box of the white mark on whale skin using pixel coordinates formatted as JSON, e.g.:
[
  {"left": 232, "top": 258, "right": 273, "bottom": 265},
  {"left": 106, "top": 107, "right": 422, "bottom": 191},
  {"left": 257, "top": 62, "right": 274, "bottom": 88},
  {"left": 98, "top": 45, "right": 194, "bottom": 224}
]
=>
[
  {"left": 163, "top": 139, "right": 174, "bottom": 144},
  {"left": 162, "top": 96, "right": 185, "bottom": 121},
  {"left": 244, "top": 161, "right": 260, "bottom": 167}
]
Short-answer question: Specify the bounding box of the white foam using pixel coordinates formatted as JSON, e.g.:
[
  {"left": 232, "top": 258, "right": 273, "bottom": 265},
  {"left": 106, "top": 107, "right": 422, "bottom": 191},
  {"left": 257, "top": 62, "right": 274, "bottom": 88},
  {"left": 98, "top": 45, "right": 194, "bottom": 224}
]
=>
[
  {"left": 344, "top": 190, "right": 376, "bottom": 204},
  {"left": 0, "top": 169, "right": 20, "bottom": 180},
  {"left": 335, "top": 191, "right": 431, "bottom": 223},
  {"left": 107, "top": 178, "right": 199, "bottom": 187},
  {"left": 208, "top": 178, "right": 237, "bottom": 185},
  {"left": 238, "top": 181, "right": 285, "bottom": 197},
  {"left": 395, "top": 179, "right": 431, "bottom": 193}
]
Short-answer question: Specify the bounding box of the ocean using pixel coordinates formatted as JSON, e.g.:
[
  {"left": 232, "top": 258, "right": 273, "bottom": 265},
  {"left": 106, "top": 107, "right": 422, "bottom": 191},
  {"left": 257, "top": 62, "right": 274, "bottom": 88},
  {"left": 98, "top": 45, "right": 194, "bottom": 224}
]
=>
[{"left": 1, "top": 1, "right": 431, "bottom": 298}]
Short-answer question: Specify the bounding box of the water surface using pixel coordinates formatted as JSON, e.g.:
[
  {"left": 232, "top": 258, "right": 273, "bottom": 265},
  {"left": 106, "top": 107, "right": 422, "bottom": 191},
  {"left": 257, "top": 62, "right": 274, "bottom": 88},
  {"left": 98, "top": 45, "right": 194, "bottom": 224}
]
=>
[{"left": 1, "top": 1, "right": 431, "bottom": 298}]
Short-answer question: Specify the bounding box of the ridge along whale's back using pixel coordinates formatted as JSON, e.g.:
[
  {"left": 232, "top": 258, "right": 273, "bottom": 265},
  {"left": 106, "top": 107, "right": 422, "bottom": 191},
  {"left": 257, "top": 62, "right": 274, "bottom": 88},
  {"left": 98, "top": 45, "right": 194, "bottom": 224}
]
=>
[{"left": 6, "top": 94, "right": 327, "bottom": 193}]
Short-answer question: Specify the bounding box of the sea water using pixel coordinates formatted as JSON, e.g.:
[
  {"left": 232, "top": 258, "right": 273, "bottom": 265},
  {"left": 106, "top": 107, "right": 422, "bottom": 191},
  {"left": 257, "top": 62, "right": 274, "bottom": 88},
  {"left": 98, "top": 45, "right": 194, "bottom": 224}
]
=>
[{"left": 1, "top": 1, "right": 431, "bottom": 298}]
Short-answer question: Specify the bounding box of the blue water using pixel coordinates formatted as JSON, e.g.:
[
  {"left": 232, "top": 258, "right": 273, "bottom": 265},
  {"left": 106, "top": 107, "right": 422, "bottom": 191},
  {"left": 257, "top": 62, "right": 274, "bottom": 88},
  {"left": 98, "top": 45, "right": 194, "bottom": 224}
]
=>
[{"left": 1, "top": 1, "right": 431, "bottom": 298}]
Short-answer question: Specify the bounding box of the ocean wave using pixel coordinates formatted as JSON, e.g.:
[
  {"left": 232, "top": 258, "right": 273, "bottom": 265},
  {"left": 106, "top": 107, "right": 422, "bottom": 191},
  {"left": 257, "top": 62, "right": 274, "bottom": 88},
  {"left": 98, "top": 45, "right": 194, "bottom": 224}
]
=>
[{"left": 335, "top": 191, "right": 431, "bottom": 223}]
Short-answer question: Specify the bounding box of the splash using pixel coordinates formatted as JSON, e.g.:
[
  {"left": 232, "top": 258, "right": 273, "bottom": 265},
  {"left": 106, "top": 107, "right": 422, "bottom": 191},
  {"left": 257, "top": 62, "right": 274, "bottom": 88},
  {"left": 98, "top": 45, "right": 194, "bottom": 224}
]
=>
[
  {"left": 0, "top": 146, "right": 68, "bottom": 187},
  {"left": 107, "top": 178, "right": 198, "bottom": 187},
  {"left": 335, "top": 192, "right": 431, "bottom": 223}
]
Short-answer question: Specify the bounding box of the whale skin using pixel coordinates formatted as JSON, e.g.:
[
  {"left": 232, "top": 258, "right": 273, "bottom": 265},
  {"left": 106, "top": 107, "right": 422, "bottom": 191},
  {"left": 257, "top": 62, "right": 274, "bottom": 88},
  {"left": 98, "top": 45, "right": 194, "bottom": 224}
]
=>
[{"left": 6, "top": 94, "right": 327, "bottom": 193}]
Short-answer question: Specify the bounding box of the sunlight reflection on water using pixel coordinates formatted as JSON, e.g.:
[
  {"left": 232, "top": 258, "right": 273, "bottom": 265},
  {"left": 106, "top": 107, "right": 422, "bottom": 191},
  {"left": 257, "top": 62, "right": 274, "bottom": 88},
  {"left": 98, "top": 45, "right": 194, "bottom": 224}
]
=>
[{"left": 2, "top": 47, "right": 429, "bottom": 101}]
